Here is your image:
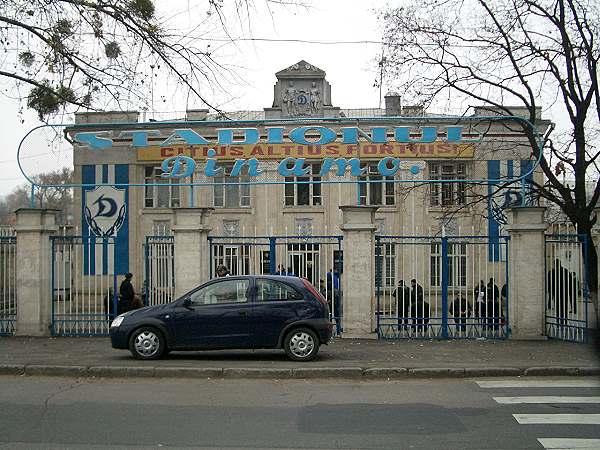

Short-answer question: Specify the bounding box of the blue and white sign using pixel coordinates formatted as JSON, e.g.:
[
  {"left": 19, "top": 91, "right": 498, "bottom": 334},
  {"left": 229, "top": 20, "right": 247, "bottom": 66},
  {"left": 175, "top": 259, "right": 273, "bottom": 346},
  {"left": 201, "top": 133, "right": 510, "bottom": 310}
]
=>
[
  {"left": 82, "top": 164, "right": 129, "bottom": 275},
  {"left": 84, "top": 185, "right": 127, "bottom": 237}
]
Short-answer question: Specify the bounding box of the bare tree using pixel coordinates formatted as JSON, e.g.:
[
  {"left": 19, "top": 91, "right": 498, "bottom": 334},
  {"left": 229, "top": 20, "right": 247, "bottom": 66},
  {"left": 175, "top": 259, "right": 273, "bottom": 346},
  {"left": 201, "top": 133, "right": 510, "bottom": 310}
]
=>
[
  {"left": 0, "top": 0, "right": 304, "bottom": 119},
  {"left": 379, "top": 0, "right": 600, "bottom": 305},
  {"left": 0, "top": 168, "right": 73, "bottom": 225}
]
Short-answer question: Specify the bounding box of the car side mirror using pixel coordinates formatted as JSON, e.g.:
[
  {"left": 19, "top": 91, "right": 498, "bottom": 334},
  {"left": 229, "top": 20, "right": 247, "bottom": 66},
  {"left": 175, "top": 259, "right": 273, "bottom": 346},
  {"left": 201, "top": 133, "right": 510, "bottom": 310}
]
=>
[{"left": 183, "top": 298, "right": 192, "bottom": 308}]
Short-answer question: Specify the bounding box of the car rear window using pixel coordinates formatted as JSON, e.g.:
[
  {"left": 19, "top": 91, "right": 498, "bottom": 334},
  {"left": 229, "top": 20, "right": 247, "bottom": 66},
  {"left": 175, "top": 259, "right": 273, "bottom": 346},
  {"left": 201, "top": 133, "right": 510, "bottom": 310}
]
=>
[{"left": 256, "top": 279, "right": 303, "bottom": 302}]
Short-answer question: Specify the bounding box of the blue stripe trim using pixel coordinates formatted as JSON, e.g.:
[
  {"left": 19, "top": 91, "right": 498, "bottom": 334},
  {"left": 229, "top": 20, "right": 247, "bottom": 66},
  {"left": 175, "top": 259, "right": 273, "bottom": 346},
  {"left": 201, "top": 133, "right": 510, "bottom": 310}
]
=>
[
  {"left": 487, "top": 160, "right": 500, "bottom": 261},
  {"left": 101, "top": 164, "right": 109, "bottom": 275},
  {"left": 82, "top": 165, "right": 96, "bottom": 275},
  {"left": 114, "top": 164, "right": 129, "bottom": 275}
]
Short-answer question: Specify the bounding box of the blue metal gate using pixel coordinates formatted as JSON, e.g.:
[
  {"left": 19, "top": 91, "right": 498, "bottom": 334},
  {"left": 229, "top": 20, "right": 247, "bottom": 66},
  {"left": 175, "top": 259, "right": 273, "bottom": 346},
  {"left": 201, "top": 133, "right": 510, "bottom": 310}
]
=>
[
  {"left": 209, "top": 235, "right": 343, "bottom": 333},
  {"left": 544, "top": 233, "right": 589, "bottom": 342},
  {"left": 51, "top": 235, "right": 119, "bottom": 336},
  {"left": 375, "top": 235, "right": 509, "bottom": 340}
]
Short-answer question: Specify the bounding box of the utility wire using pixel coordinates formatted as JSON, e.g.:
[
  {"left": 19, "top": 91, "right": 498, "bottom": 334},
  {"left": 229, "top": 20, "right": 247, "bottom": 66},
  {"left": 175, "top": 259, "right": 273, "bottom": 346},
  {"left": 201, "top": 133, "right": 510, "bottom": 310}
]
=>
[{"left": 186, "top": 37, "right": 489, "bottom": 48}]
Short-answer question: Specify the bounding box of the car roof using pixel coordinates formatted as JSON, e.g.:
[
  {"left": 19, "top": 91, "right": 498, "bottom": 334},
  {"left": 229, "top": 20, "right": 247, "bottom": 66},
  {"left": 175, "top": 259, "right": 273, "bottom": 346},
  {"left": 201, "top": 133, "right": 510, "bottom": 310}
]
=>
[{"left": 218, "top": 275, "right": 306, "bottom": 284}]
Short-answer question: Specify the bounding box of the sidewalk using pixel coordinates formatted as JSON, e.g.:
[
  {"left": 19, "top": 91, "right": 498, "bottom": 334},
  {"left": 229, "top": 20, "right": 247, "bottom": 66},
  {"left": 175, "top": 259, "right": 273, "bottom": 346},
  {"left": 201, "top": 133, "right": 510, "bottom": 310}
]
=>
[{"left": 0, "top": 337, "right": 598, "bottom": 379}]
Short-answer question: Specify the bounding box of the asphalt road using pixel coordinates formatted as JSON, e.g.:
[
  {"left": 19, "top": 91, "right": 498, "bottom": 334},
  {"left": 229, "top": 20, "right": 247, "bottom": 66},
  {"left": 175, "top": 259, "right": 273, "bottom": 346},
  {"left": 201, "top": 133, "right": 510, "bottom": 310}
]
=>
[{"left": 0, "top": 376, "right": 599, "bottom": 449}]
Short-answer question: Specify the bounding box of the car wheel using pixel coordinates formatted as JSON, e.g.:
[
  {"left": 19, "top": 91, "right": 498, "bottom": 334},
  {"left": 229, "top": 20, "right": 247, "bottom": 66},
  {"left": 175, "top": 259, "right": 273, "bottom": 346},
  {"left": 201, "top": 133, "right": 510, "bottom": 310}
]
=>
[
  {"left": 284, "top": 328, "right": 320, "bottom": 361},
  {"left": 129, "top": 327, "right": 165, "bottom": 360}
]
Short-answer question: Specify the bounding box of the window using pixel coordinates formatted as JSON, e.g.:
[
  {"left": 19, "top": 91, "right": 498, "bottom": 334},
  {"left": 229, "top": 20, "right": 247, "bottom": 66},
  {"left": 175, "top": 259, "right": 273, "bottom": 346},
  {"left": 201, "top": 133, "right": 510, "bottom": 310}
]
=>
[
  {"left": 429, "top": 162, "right": 467, "bottom": 207},
  {"left": 384, "top": 243, "right": 396, "bottom": 288},
  {"left": 212, "top": 244, "right": 251, "bottom": 276},
  {"left": 256, "top": 279, "right": 303, "bottom": 301},
  {"left": 144, "top": 166, "right": 180, "bottom": 208},
  {"left": 287, "top": 243, "right": 320, "bottom": 283},
  {"left": 358, "top": 162, "right": 395, "bottom": 206},
  {"left": 430, "top": 243, "right": 467, "bottom": 287},
  {"left": 285, "top": 163, "right": 322, "bottom": 206},
  {"left": 189, "top": 279, "right": 249, "bottom": 305},
  {"left": 333, "top": 250, "right": 343, "bottom": 274},
  {"left": 260, "top": 250, "right": 271, "bottom": 274},
  {"left": 214, "top": 164, "right": 250, "bottom": 208}
]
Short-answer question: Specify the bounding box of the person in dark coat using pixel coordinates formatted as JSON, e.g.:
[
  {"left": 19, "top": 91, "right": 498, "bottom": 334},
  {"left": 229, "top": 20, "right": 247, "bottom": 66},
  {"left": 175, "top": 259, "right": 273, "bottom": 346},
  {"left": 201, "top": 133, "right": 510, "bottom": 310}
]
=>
[
  {"left": 568, "top": 270, "right": 578, "bottom": 315},
  {"left": 486, "top": 278, "right": 500, "bottom": 331},
  {"left": 392, "top": 280, "right": 411, "bottom": 332},
  {"left": 450, "top": 293, "right": 471, "bottom": 333},
  {"left": 104, "top": 288, "right": 115, "bottom": 319},
  {"left": 474, "top": 280, "right": 487, "bottom": 331},
  {"left": 410, "top": 279, "right": 429, "bottom": 333},
  {"left": 118, "top": 273, "right": 135, "bottom": 314},
  {"left": 547, "top": 259, "right": 574, "bottom": 325}
]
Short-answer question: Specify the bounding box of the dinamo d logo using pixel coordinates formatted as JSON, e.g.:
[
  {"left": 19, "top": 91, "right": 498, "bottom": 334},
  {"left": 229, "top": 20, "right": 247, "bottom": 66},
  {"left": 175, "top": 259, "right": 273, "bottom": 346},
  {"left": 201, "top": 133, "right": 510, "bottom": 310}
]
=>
[{"left": 84, "top": 186, "right": 127, "bottom": 237}]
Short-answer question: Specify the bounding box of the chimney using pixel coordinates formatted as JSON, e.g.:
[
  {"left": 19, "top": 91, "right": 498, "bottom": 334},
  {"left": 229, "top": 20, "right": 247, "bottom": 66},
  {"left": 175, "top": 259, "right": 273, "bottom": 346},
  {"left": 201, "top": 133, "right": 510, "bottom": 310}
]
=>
[{"left": 384, "top": 94, "right": 402, "bottom": 116}]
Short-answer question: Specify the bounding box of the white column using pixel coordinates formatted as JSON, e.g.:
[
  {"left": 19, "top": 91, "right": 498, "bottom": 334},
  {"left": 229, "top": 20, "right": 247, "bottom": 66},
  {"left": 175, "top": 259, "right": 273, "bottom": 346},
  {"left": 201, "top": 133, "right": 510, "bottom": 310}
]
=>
[
  {"left": 15, "top": 208, "right": 58, "bottom": 336},
  {"left": 339, "top": 205, "right": 378, "bottom": 339},
  {"left": 506, "top": 207, "right": 547, "bottom": 339},
  {"left": 172, "top": 207, "right": 213, "bottom": 298}
]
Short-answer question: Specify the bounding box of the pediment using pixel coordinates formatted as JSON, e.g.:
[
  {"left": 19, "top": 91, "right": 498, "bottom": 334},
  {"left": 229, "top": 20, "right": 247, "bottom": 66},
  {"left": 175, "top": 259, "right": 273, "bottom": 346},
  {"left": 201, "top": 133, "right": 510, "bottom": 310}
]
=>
[{"left": 276, "top": 60, "right": 326, "bottom": 79}]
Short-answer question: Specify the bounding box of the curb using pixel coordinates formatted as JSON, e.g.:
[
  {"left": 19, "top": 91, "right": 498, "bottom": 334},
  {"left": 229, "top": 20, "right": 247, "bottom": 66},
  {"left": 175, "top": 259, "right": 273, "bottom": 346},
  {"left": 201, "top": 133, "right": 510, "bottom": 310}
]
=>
[{"left": 1, "top": 364, "right": 599, "bottom": 380}]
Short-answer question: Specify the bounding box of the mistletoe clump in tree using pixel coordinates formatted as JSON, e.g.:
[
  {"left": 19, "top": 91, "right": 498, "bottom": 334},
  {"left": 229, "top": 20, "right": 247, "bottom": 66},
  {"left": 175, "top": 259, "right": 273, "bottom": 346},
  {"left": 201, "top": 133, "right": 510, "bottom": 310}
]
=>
[{"left": 0, "top": 0, "right": 283, "bottom": 119}]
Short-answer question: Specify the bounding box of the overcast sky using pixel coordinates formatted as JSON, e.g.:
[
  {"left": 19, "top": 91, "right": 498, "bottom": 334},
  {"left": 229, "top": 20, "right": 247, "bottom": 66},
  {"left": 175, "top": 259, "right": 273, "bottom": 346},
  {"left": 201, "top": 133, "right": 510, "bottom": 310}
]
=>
[{"left": 0, "top": 0, "right": 391, "bottom": 196}]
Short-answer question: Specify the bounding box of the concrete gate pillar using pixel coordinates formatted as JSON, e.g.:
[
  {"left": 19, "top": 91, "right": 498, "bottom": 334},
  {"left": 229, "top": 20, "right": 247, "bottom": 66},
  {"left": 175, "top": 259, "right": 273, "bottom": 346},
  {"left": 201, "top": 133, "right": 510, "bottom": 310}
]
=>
[
  {"left": 15, "top": 208, "right": 58, "bottom": 336},
  {"left": 339, "top": 205, "right": 378, "bottom": 339},
  {"left": 590, "top": 207, "right": 600, "bottom": 332},
  {"left": 506, "top": 207, "right": 547, "bottom": 340},
  {"left": 172, "top": 208, "right": 213, "bottom": 298}
]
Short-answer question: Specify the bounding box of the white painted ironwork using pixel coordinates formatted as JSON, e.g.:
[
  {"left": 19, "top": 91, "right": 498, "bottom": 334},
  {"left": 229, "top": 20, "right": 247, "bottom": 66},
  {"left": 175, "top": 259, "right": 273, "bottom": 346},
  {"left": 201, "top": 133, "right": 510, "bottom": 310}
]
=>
[
  {"left": 52, "top": 236, "right": 117, "bottom": 336},
  {"left": 377, "top": 234, "right": 508, "bottom": 339},
  {"left": 544, "top": 225, "right": 588, "bottom": 342},
  {"left": 144, "top": 236, "right": 175, "bottom": 306},
  {"left": 0, "top": 232, "right": 16, "bottom": 335}
]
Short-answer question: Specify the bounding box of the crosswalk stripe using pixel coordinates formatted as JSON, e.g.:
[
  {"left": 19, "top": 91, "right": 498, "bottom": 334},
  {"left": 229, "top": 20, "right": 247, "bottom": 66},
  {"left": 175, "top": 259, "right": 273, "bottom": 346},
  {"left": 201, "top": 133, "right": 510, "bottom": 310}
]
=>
[
  {"left": 477, "top": 380, "right": 600, "bottom": 388},
  {"left": 538, "top": 438, "right": 600, "bottom": 449},
  {"left": 513, "top": 414, "right": 600, "bottom": 425},
  {"left": 494, "top": 396, "right": 600, "bottom": 404}
]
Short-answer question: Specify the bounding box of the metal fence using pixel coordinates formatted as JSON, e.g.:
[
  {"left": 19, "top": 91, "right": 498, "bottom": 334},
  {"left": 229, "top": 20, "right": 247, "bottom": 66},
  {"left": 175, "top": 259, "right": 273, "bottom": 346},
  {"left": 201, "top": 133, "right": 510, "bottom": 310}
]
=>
[
  {"left": 51, "top": 235, "right": 118, "bottom": 336},
  {"left": 375, "top": 235, "right": 509, "bottom": 340},
  {"left": 0, "top": 234, "right": 16, "bottom": 335},
  {"left": 144, "top": 235, "right": 175, "bottom": 306},
  {"left": 209, "top": 235, "right": 344, "bottom": 333},
  {"left": 544, "top": 232, "right": 589, "bottom": 342}
]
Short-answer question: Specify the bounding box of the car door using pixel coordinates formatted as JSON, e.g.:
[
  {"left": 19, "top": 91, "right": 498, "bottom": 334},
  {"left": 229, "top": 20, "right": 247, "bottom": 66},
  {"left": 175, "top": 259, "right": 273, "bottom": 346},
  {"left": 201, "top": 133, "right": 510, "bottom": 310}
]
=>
[
  {"left": 172, "top": 277, "right": 252, "bottom": 349},
  {"left": 250, "top": 278, "right": 305, "bottom": 347}
]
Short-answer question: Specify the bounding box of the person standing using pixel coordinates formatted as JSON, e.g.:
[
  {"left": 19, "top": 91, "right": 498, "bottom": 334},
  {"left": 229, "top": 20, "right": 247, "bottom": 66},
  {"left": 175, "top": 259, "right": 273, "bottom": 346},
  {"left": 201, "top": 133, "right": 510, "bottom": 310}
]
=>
[
  {"left": 410, "top": 279, "right": 428, "bottom": 333},
  {"left": 474, "top": 280, "right": 487, "bottom": 331},
  {"left": 118, "top": 273, "right": 135, "bottom": 314},
  {"left": 486, "top": 278, "right": 500, "bottom": 331},
  {"left": 450, "top": 293, "right": 471, "bottom": 334},
  {"left": 392, "top": 280, "right": 411, "bottom": 332}
]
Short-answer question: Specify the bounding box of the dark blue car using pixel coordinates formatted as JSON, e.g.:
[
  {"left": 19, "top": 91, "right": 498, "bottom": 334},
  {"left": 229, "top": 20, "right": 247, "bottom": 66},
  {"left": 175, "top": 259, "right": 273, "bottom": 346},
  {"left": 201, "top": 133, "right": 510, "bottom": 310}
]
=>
[{"left": 110, "top": 275, "right": 333, "bottom": 361}]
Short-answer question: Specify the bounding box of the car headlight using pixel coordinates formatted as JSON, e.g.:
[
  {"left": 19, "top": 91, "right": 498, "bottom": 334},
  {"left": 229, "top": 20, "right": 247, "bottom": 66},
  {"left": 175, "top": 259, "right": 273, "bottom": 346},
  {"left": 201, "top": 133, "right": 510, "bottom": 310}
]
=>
[{"left": 111, "top": 315, "right": 125, "bottom": 328}]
